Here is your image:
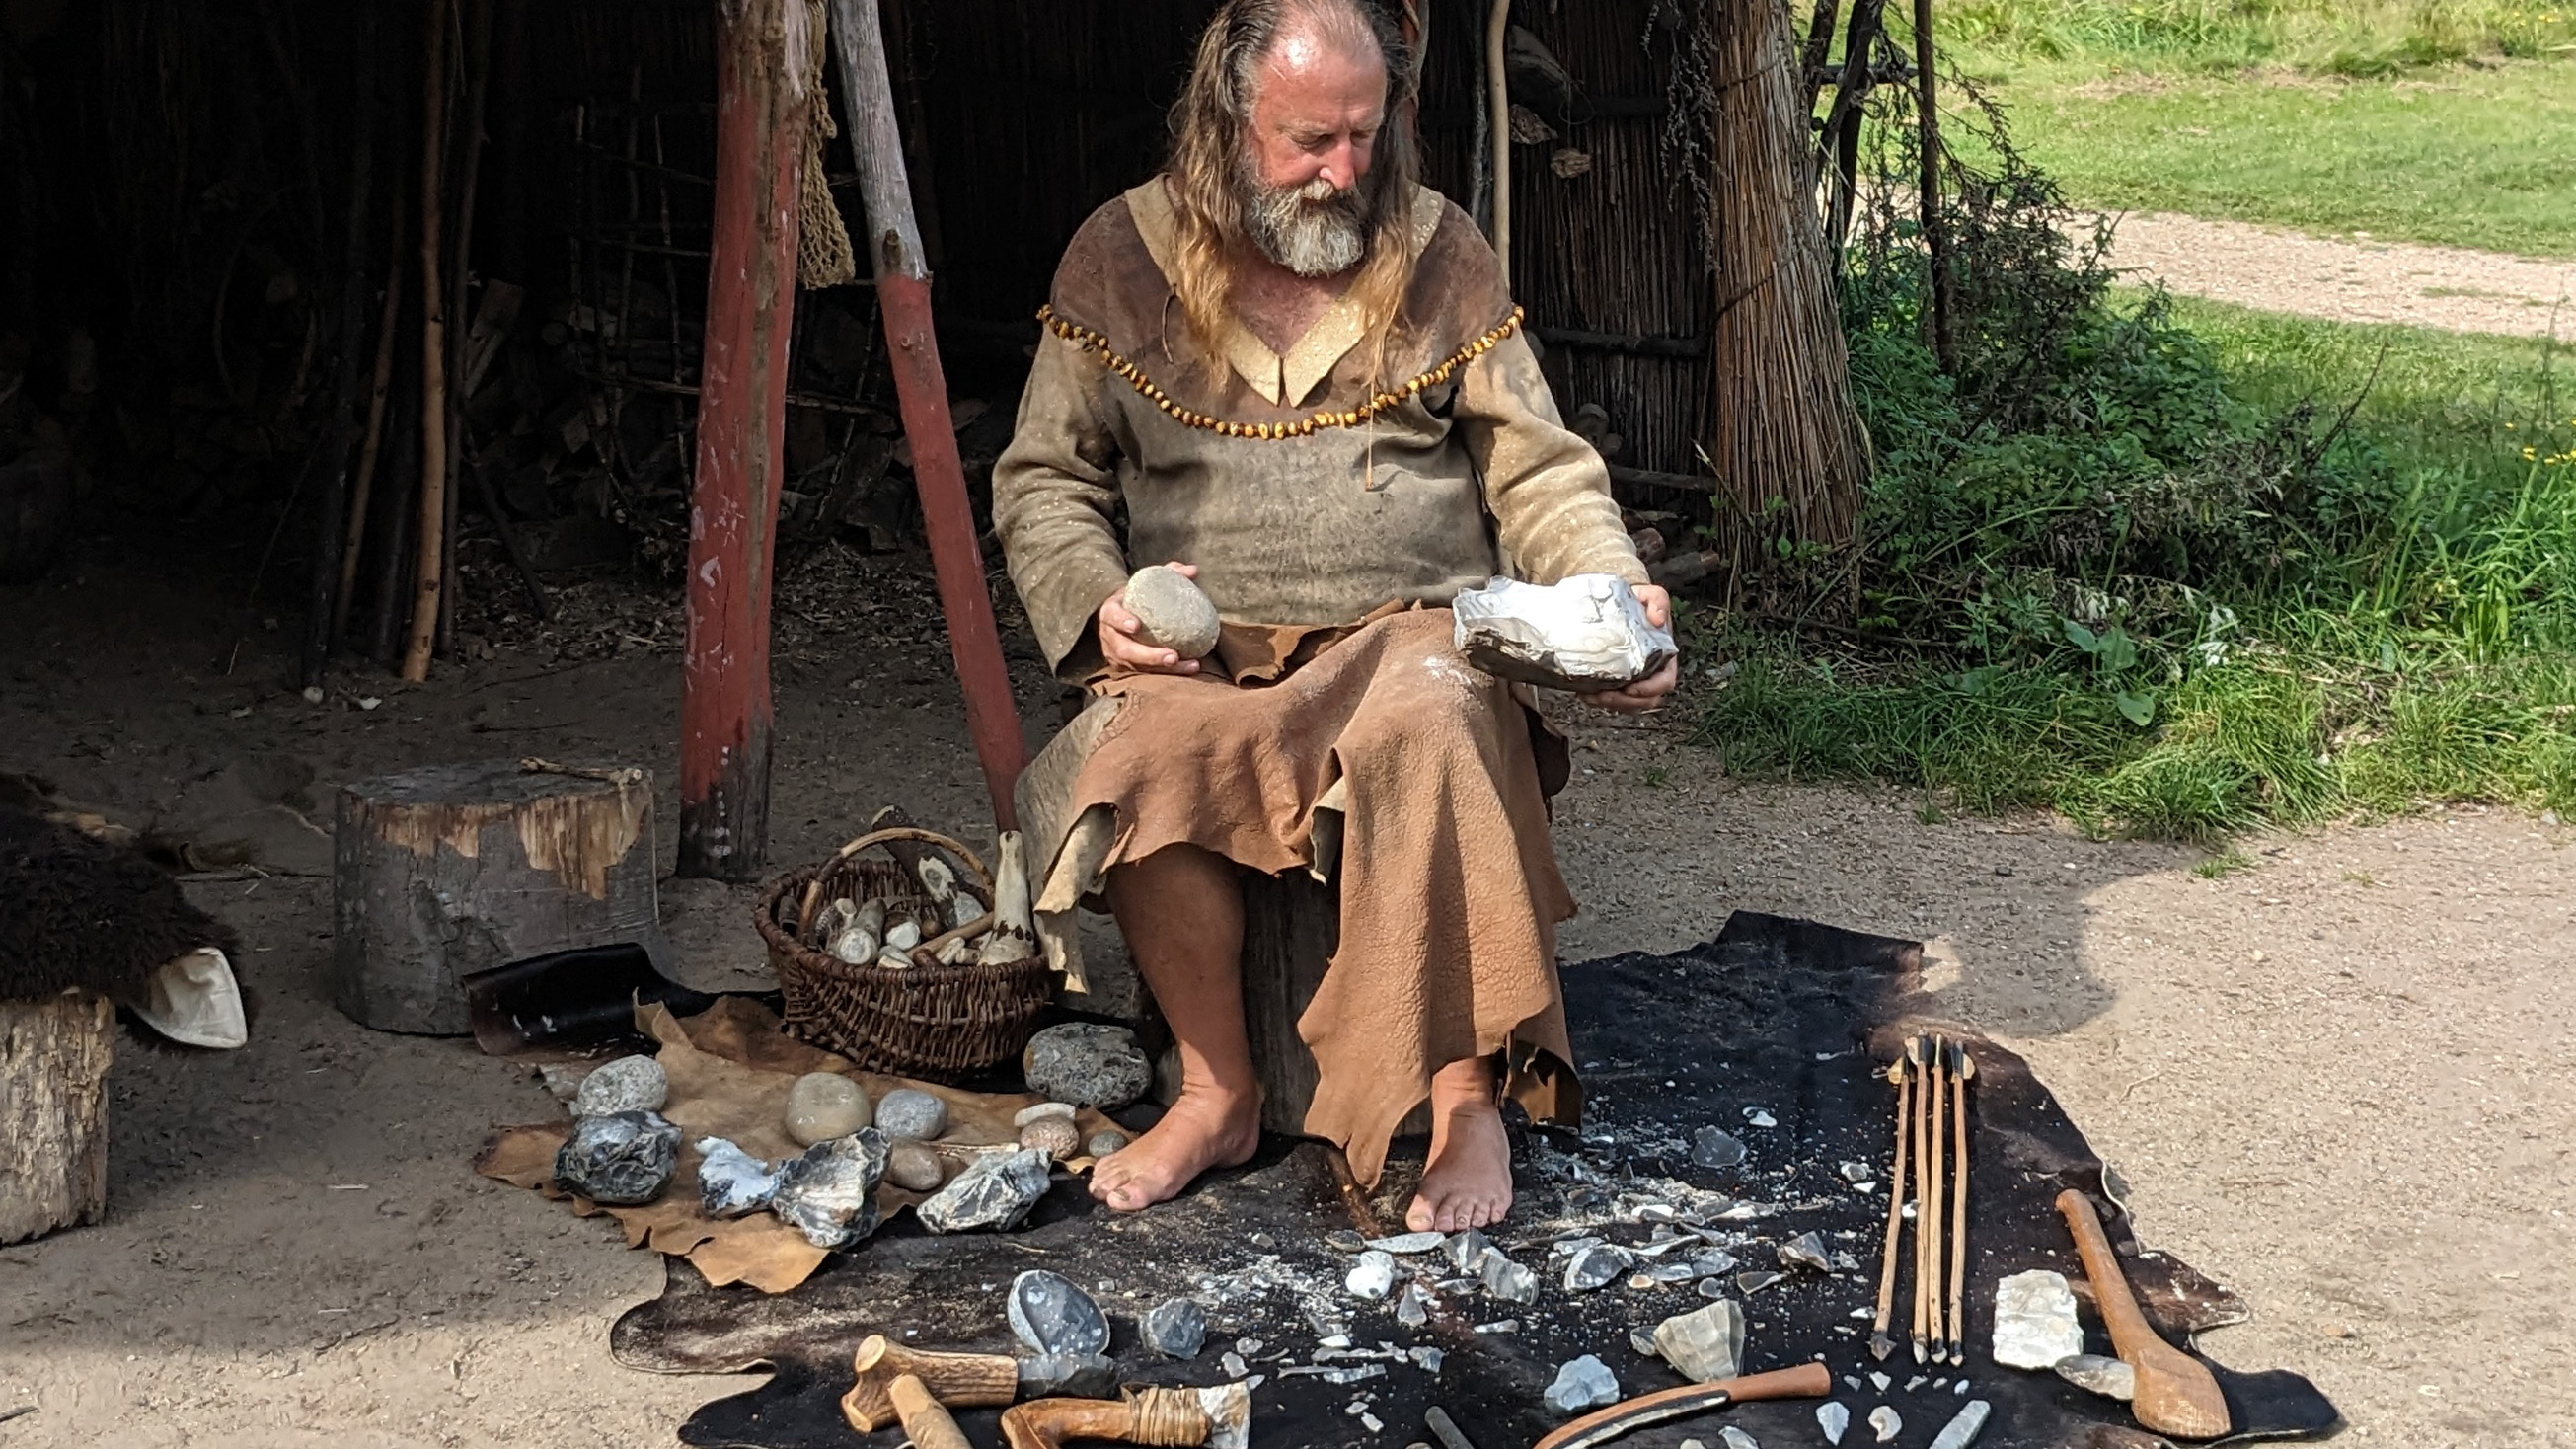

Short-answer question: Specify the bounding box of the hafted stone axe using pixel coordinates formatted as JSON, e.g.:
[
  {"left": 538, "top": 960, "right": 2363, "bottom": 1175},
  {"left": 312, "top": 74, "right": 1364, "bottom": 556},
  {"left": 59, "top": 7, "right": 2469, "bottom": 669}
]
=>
[{"left": 2056, "top": 1189, "right": 2232, "bottom": 1440}]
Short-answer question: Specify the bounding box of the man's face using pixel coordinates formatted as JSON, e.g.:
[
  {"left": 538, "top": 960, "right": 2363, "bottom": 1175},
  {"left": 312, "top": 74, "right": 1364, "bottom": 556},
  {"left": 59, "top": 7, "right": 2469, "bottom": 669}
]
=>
[{"left": 1236, "top": 26, "right": 1387, "bottom": 276}]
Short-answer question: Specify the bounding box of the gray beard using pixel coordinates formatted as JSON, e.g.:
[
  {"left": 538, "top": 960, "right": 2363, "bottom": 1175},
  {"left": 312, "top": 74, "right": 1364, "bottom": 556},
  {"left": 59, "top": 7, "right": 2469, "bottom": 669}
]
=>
[{"left": 1238, "top": 161, "right": 1374, "bottom": 277}]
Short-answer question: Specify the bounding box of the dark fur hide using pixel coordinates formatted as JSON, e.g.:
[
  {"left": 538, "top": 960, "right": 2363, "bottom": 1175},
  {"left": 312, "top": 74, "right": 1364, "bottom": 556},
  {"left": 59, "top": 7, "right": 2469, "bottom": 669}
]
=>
[{"left": 0, "top": 803, "right": 242, "bottom": 1008}]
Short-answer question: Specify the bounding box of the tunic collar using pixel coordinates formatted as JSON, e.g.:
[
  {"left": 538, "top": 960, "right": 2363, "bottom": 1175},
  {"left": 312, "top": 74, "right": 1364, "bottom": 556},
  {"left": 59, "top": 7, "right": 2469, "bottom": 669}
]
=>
[{"left": 1123, "top": 178, "right": 1446, "bottom": 408}]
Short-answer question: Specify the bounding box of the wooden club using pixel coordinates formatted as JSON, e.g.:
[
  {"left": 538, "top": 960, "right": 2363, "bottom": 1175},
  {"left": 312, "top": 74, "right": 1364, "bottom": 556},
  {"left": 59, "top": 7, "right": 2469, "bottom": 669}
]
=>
[
  {"left": 2055, "top": 1189, "right": 2232, "bottom": 1440},
  {"left": 840, "top": 1335, "right": 1018, "bottom": 1433}
]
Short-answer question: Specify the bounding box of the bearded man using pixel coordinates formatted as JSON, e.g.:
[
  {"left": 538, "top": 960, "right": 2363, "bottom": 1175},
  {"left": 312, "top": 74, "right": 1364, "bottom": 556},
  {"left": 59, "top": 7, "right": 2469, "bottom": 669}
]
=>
[{"left": 993, "top": 0, "right": 1678, "bottom": 1232}]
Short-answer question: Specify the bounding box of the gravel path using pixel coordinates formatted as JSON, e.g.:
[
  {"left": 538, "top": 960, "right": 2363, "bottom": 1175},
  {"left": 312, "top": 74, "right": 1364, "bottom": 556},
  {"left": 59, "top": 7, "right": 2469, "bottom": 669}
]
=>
[{"left": 2090, "top": 210, "right": 2574, "bottom": 337}]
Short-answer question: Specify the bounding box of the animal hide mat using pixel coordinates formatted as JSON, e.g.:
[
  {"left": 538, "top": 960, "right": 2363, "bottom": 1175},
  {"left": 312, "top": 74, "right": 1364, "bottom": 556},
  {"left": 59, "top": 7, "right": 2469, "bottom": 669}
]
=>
[{"left": 603, "top": 912, "right": 2340, "bottom": 1449}]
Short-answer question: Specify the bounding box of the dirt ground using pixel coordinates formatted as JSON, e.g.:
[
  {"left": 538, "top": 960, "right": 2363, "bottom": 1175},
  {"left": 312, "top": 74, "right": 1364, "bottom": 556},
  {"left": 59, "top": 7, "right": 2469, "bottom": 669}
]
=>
[
  {"left": 2088, "top": 211, "right": 2576, "bottom": 337},
  {"left": 3, "top": 548, "right": 2570, "bottom": 1449}
]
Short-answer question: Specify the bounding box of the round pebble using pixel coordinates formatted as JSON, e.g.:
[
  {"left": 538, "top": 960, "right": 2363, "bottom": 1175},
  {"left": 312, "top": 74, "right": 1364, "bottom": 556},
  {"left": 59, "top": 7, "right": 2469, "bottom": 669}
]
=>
[
  {"left": 1085, "top": 1129, "right": 1131, "bottom": 1158},
  {"left": 783, "top": 1072, "right": 871, "bottom": 1146},
  {"left": 1019, "top": 1114, "right": 1082, "bottom": 1162},
  {"left": 874, "top": 1088, "right": 949, "bottom": 1142},
  {"left": 1022, "top": 1023, "right": 1155, "bottom": 1109},
  {"left": 1121, "top": 564, "right": 1221, "bottom": 659},
  {"left": 1013, "top": 1102, "right": 1077, "bottom": 1129},
  {"left": 572, "top": 1055, "right": 667, "bottom": 1116},
  {"left": 883, "top": 1141, "right": 947, "bottom": 1192}
]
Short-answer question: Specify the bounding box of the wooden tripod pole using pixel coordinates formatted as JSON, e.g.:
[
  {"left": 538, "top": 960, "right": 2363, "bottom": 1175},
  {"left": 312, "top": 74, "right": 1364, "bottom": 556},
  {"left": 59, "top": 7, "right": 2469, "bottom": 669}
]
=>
[
  {"left": 830, "top": 0, "right": 1028, "bottom": 832},
  {"left": 402, "top": 0, "right": 450, "bottom": 683},
  {"left": 1483, "top": 0, "right": 1512, "bottom": 275}
]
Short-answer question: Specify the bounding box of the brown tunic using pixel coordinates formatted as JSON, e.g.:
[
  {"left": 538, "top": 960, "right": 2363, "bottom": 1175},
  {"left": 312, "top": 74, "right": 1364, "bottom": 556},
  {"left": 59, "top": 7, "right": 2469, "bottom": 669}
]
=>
[{"left": 992, "top": 178, "right": 1647, "bottom": 1183}]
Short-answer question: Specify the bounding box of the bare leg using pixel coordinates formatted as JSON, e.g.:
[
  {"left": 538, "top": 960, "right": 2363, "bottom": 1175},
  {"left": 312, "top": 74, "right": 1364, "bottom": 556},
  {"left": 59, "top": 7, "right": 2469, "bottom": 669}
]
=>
[
  {"left": 1404, "top": 1055, "right": 1514, "bottom": 1232},
  {"left": 1091, "top": 844, "right": 1264, "bottom": 1211}
]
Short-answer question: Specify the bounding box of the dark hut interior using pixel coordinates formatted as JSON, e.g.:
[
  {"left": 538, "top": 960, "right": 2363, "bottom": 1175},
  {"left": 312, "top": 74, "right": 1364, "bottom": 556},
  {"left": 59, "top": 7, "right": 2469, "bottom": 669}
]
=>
[{"left": 0, "top": 0, "right": 1721, "bottom": 641}]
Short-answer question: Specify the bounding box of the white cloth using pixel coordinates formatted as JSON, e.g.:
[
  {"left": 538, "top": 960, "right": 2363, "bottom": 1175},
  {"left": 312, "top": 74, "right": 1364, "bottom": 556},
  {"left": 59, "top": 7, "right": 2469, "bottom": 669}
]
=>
[{"left": 131, "top": 947, "right": 248, "bottom": 1049}]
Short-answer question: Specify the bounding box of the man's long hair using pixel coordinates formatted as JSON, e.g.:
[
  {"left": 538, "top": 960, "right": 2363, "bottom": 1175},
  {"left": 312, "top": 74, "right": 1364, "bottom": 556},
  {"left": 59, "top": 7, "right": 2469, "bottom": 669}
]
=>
[{"left": 1165, "top": 0, "right": 1422, "bottom": 379}]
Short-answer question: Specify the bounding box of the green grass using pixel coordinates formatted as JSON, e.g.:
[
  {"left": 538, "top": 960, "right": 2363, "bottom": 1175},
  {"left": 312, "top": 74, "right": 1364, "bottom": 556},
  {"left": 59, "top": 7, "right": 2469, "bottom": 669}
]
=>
[
  {"left": 1916, "top": 2, "right": 2576, "bottom": 256},
  {"left": 1696, "top": 296, "right": 2576, "bottom": 839},
  {"left": 1970, "top": 61, "right": 2576, "bottom": 257}
]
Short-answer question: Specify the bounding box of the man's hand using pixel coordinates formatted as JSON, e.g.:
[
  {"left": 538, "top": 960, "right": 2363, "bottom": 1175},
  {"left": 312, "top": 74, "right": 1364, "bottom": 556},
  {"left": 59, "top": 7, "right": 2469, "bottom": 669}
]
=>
[
  {"left": 1097, "top": 561, "right": 1205, "bottom": 676},
  {"left": 1579, "top": 582, "right": 1679, "bottom": 713}
]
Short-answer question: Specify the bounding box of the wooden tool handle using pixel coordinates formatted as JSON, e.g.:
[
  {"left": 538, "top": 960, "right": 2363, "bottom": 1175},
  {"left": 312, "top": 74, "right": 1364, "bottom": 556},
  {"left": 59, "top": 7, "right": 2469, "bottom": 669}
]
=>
[
  {"left": 891, "top": 1373, "right": 976, "bottom": 1449},
  {"left": 2054, "top": 1190, "right": 2164, "bottom": 1362},
  {"left": 1532, "top": 1362, "right": 1834, "bottom": 1449}
]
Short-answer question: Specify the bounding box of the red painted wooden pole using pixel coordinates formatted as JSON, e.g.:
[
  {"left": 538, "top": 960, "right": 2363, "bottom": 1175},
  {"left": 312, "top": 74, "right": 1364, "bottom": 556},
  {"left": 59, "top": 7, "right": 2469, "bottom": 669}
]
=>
[
  {"left": 830, "top": 0, "right": 1027, "bottom": 832},
  {"left": 678, "top": 0, "right": 811, "bottom": 880}
]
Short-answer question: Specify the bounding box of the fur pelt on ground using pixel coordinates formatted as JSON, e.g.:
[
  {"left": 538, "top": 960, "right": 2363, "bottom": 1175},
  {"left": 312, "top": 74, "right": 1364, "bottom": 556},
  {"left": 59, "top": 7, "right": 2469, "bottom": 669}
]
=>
[{"left": 0, "top": 802, "right": 242, "bottom": 1008}]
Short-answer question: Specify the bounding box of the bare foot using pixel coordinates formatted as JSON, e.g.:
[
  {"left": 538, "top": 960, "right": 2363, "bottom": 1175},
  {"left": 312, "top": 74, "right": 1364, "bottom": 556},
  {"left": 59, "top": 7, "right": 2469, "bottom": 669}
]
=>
[
  {"left": 1405, "top": 1059, "right": 1514, "bottom": 1233},
  {"left": 1090, "top": 1084, "right": 1262, "bottom": 1212}
]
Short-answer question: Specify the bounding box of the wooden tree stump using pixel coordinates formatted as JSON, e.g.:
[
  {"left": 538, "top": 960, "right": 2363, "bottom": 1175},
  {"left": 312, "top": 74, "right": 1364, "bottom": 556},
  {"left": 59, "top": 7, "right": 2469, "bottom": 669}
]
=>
[
  {"left": 1241, "top": 871, "right": 1338, "bottom": 1137},
  {"left": 2, "top": 992, "right": 114, "bottom": 1245},
  {"left": 334, "top": 759, "right": 665, "bottom": 1034}
]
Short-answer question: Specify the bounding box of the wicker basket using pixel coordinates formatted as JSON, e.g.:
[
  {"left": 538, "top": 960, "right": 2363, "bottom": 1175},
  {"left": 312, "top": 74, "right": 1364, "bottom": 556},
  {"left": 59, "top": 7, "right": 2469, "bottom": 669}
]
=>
[{"left": 754, "top": 827, "right": 1052, "bottom": 1081}]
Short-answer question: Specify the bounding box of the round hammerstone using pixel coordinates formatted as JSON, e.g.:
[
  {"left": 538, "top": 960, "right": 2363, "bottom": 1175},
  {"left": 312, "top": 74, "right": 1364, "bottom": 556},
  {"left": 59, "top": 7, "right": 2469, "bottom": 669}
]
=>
[
  {"left": 884, "top": 1141, "right": 947, "bottom": 1192},
  {"left": 1086, "top": 1128, "right": 1131, "bottom": 1158},
  {"left": 1019, "top": 1114, "right": 1082, "bottom": 1163},
  {"left": 1022, "top": 1023, "right": 1155, "bottom": 1110},
  {"left": 1122, "top": 565, "right": 1221, "bottom": 660},
  {"left": 784, "top": 1072, "right": 871, "bottom": 1146},
  {"left": 572, "top": 1054, "right": 667, "bottom": 1117},
  {"left": 874, "top": 1088, "right": 949, "bottom": 1142}
]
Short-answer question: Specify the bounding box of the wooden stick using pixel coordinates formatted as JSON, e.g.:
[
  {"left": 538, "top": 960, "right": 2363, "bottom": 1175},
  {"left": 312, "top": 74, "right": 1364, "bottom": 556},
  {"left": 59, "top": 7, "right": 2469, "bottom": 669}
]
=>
[
  {"left": 1947, "top": 1042, "right": 1975, "bottom": 1364},
  {"left": 1908, "top": 1034, "right": 1932, "bottom": 1361},
  {"left": 1869, "top": 1050, "right": 1911, "bottom": 1359},
  {"left": 1483, "top": 0, "right": 1512, "bottom": 277},
  {"left": 1532, "top": 1364, "right": 1836, "bottom": 1449},
  {"left": 402, "top": 0, "right": 451, "bottom": 683},
  {"left": 1913, "top": 0, "right": 1955, "bottom": 372},
  {"left": 305, "top": 6, "right": 380, "bottom": 687},
  {"left": 438, "top": 0, "right": 495, "bottom": 661},
  {"left": 337, "top": 182, "right": 407, "bottom": 646},
  {"left": 1924, "top": 1033, "right": 1947, "bottom": 1364}
]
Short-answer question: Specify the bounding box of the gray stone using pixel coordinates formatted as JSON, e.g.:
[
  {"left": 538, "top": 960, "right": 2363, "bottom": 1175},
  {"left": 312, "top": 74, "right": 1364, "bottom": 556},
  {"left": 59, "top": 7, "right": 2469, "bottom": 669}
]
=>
[
  {"left": 1690, "top": 1251, "right": 1738, "bottom": 1277},
  {"left": 1366, "top": 1231, "right": 1447, "bottom": 1255},
  {"left": 1086, "top": 1129, "right": 1132, "bottom": 1158},
  {"left": 1441, "top": 1227, "right": 1492, "bottom": 1274},
  {"left": 2053, "top": 1354, "right": 2136, "bottom": 1401},
  {"left": 1720, "top": 1429, "right": 1760, "bottom": 1449},
  {"left": 1818, "top": 1402, "right": 1851, "bottom": 1446},
  {"left": 1346, "top": 1250, "right": 1398, "bottom": 1300},
  {"left": 883, "top": 1141, "right": 947, "bottom": 1192},
  {"left": 1869, "top": 1407, "right": 1902, "bottom": 1443},
  {"left": 1653, "top": 1300, "right": 1745, "bottom": 1383},
  {"left": 1122, "top": 564, "right": 1222, "bottom": 659},
  {"left": 768, "top": 1129, "right": 889, "bottom": 1249},
  {"left": 1479, "top": 1251, "right": 1539, "bottom": 1305},
  {"left": 873, "top": 1089, "right": 948, "bottom": 1142},
  {"left": 694, "top": 1137, "right": 778, "bottom": 1218},
  {"left": 1017, "top": 1351, "right": 1116, "bottom": 1399},
  {"left": 1009, "top": 1269, "right": 1110, "bottom": 1357},
  {"left": 783, "top": 1072, "right": 871, "bottom": 1146},
  {"left": 1142, "top": 1297, "right": 1208, "bottom": 1359},
  {"left": 573, "top": 1055, "right": 667, "bottom": 1117},
  {"left": 1991, "top": 1269, "right": 2084, "bottom": 1370},
  {"left": 1929, "top": 1401, "right": 1991, "bottom": 1449},
  {"left": 1395, "top": 1281, "right": 1431, "bottom": 1328},
  {"left": 918, "top": 1147, "right": 1051, "bottom": 1234},
  {"left": 1691, "top": 1127, "right": 1747, "bottom": 1169},
  {"left": 1023, "top": 1023, "right": 1156, "bottom": 1109},
  {"left": 554, "top": 1110, "right": 680, "bottom": 1205},
  {"left": 1013, "top": 1102, "right": 1077, "bottom": 1128},
  {"left": 1734, "top": 1271, "right": 1783, "bottom": 1295},
  {"left": 1777, "top": 1231, "right": 1832, "bottom": 1271},
  {"left": 1542, "top": 1355, "right": 1619, "bottom": 1415},
  {"left": 1562, "top": 1243, "right": 1633, "bottom": 1293}
]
